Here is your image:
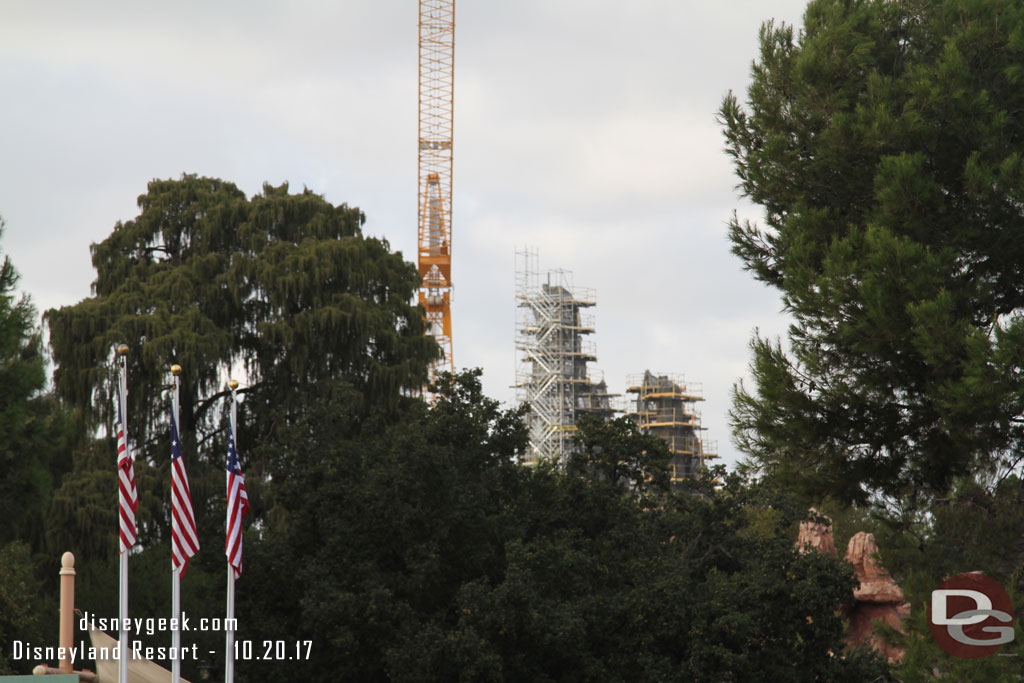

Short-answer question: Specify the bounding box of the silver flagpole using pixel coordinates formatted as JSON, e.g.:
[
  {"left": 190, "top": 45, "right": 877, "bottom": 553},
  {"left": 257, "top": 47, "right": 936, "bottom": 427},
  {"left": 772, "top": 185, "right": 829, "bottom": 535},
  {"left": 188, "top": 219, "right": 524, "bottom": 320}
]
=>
[
  {"left": 171, "top": 365, "right": 182, "bottom": 683},
  {"left": 225, "top": 567, "right": 235, "bottom": 683},
  {"left": 225, "top": 379, "right": 239, "bottom": 683},
  {"left": 117, "top": 346, "right": 130, "bottom": 683}
]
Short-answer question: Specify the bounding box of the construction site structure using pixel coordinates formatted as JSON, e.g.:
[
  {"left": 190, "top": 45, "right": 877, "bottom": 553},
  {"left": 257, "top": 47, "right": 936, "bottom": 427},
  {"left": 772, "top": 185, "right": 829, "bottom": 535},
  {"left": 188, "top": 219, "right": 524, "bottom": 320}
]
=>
[
  {"left": 515, "top": 249, "right": 616, "bottom": 464},
  {"left": 418, "top": 0, "right": 455, "bottom": 384},
  {"left": 626, "top": 371, "right": 718, "bottom": 484}
]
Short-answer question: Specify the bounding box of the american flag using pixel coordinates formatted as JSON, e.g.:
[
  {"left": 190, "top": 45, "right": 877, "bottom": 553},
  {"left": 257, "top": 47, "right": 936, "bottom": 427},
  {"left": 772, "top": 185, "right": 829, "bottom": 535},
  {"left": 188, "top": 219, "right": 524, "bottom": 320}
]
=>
[
  {"left": 171, "top": 403, "right": 199, "bottom": 574},
  {"left": 225, "top": 420, "right": 249, "bottom": 579},
  {"left": 116, "top": 388, "right": 139, "bottom": 554}
]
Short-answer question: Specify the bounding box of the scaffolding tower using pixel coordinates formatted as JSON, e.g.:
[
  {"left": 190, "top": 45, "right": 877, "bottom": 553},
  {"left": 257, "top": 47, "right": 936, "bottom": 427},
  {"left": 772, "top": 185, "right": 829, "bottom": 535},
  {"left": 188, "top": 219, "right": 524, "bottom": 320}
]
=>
[
  {"left": 515, "top": 249, "right": 616, "bottom": 463},
  {"left": 626, "top": 371, "right": 717, "bottom": 484}
]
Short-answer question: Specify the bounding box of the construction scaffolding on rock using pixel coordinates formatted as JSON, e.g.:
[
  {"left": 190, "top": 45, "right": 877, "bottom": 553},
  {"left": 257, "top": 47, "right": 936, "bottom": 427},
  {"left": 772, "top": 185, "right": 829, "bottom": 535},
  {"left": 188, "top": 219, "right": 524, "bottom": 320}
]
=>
[
  {"left": 626, "top": 370, "right": 717, "bottom": 483},
  {"left": 515, "top": 248, "right": 616, "bottom": 464}
]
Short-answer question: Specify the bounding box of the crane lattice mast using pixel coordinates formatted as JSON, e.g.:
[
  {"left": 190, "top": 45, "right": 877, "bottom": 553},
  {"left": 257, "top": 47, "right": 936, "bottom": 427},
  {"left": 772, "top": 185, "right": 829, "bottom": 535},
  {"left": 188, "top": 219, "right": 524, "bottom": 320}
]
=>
[{"left": 418, "top": 0, "right": 455, "bottom": 382}]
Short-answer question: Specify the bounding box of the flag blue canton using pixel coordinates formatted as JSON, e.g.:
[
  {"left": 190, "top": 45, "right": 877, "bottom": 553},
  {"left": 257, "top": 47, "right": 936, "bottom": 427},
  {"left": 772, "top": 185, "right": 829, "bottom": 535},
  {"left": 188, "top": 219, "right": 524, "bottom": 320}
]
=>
[
  {"left": 227, "top": 432, "right": 241, "bottom": 472},
  {"left": 171, "top": 417, "right": 183, "bottom": 460}
]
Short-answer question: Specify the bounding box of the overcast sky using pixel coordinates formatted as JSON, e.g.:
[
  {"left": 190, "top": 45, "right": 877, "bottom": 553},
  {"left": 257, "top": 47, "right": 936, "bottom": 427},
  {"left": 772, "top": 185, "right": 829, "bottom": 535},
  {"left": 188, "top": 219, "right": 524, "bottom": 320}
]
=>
[{"left": 0, "top": 0, "right": 810, "bottom": 468}]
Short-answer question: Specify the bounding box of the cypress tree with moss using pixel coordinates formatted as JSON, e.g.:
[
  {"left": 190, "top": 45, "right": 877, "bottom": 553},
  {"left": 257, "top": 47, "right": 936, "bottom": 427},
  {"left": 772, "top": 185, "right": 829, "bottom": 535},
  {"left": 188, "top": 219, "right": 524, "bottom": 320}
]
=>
[
  {"left": 46, "top": 175, "right": 437, "bottom": 454},
  {"left": 43, "top": 176, "right": 439, "bottom": 619}
]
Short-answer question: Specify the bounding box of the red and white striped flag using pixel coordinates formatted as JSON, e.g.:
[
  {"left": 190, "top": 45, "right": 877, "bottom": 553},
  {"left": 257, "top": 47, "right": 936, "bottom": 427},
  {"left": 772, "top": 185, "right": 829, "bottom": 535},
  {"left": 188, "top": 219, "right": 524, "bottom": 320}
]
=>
[
  {"left": 116, "top": 389, "right": 139, "bottom": 554},
  {"left": 171, "top": 402, "right": 199, "bottom": 574},
  {"left": 225, "top": 418, "right": 249, "bottom": 579}
]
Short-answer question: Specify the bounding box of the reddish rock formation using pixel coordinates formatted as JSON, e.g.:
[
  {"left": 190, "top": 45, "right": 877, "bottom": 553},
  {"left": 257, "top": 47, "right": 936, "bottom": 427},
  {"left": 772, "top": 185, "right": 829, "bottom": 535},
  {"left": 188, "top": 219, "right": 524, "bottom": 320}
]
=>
[
  {"left": 844, "top": 601, "right": 911, "bottom": 663},
  {"left": 795, "top": 515, "right": 909, "bottom": 663},
  {"left": 842, "top": 531, "right": 910, "bottom": 663},
  {"left": 845, "top": 532, "right": 904, "bottom": 604},
  {"left": 796, "top": 508, "right": 838, "bottom": 557}
]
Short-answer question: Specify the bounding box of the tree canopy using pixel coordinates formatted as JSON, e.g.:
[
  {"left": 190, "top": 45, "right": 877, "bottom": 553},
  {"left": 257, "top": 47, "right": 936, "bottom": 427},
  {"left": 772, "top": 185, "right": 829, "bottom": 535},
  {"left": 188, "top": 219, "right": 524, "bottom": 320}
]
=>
[
  {"left": 33, "top": 178, "right": 442, "bottom": 678},
  {"left": 233, "top": 371, "right": 888, "bottom": 682},
  {"left": 0, "top": 218, "right": 77, "bottom": 550},
  {"left": 2, "top": 171, "right": 900, "bottom": 678},
  {"left": 720, "top": 0, "right": 1024, "bottom": 504},
  {"left": 0, "top": 220, "right": 78, "bottom": 674},
  {"left": 45, "top": 175, "right": 438, "bottom": 451}
]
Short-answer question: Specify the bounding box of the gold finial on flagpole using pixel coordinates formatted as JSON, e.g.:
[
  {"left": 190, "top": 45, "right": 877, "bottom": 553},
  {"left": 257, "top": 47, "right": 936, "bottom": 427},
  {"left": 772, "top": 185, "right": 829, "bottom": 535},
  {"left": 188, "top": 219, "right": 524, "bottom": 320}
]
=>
[
  {"left": 171, "top": 364, "right": 182, "bottom": 377},
  {"left": 229, "top": 380, "right": 239, "bottom": 391},
  {"left": 117, "top": 344, "right": 129, "bottom": 356}
]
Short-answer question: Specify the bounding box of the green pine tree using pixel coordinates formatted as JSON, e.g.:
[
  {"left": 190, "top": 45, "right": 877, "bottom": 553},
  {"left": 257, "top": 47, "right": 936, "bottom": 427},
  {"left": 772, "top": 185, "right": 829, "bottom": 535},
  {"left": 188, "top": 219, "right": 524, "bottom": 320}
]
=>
[
  {"left": 720, "top": 0, "right": 1024, "bottom": 506},
  {"left": 0, "top": 219, "right": 79, "bottom": 674}
]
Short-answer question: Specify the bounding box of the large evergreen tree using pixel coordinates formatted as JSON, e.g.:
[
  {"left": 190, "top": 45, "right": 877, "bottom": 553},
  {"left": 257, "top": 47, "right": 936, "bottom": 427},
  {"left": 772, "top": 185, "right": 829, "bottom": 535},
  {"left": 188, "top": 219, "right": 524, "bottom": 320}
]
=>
[
  {"left": 0, "top": 217, "right": 76, "bottom": 551},
  {"left": 720, "top": 0, "right": 1024, "bottom": 505},
  {"left": 46, "top": 175, "right": 437, "bottom": 447},
  {"left": 44, "top": 175, "right": 437, "bottom": 540},
  {"left": 0, "top": 219, "right": 78, "bottom": 674},
  {"left": 40, "top": 178, "right": 439, "bottom": 680}
]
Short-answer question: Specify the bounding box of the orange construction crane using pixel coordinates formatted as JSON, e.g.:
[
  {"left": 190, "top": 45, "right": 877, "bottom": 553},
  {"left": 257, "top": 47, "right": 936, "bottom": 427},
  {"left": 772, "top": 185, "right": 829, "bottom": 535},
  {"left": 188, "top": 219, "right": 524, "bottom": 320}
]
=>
[{"left": 418, "top": 0, "right": 455, "bottom": 383}]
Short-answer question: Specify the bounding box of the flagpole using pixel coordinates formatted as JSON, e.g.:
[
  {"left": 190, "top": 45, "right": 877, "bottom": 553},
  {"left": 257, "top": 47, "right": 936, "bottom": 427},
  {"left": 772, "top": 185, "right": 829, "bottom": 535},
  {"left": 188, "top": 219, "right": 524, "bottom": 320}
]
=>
[
  {"left": 226, "top": 568, "right": 235, "bottom": 683},
  {"left": 171, "top": 365, "right": 182, "bottom": 683},
  {"left": 119, "top": 556, "right": 128, "bottom": 683},
  {"left": 225, "top": 379, "right": 239, "bottom": 683},
  {"left": 117, "top": 345, "right": 130, "bottom": 683}
]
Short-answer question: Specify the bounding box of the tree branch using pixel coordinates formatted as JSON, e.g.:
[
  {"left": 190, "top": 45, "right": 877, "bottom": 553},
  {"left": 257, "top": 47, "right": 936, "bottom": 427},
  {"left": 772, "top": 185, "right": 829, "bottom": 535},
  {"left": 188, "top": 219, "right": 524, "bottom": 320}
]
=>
[{"left": 193, "top": 382, "right": 266, "bottom": 423}]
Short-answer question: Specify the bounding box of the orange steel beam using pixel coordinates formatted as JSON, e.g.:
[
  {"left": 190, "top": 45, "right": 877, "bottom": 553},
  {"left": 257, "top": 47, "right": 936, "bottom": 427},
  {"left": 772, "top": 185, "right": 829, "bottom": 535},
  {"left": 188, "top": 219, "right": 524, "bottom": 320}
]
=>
[{"left": 418, "top": 0, "right": 455, "bottom": 384}]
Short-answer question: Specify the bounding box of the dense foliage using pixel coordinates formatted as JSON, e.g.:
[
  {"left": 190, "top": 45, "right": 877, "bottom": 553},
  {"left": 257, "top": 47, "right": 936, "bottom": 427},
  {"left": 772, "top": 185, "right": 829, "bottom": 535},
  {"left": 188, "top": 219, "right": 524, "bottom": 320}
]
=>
[
  {"left": 720, "top": 0, "right": 1024, "bottom": 505},
  {"left": 0, "top": 219, "right": 77, "bottom": 552},
  {"left": 0, "top": 168, "right": 900, "bottom": 680},
  {"left": 722, "top": 1, "right": 1024, "bottom": 678},
  {"left": 39, "top": 177, "right": 439, "bottom": 643},
  {"left": 0, "top": 542, "right": 45, "bottom": 675},
  {"left": 0, "top": 219, "right": 82, "bottom": 675},
  {"left": 4, "top": 0, "right": 1024, "bottom": 677},
  {"left": 234, "top": 371, "right": 888, "bottom": 682},
  {"left": 45, "top": 174, "right": 437, "bottom": 447},
  {"left": 815, "top": 478, "right": 1024, "bottom": 678}
]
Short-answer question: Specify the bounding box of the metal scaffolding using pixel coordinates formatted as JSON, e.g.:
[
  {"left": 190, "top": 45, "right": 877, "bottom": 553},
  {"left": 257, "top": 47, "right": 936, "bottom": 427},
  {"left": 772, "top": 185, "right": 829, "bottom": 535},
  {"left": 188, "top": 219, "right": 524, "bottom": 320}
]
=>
[
  {"left": 625, "top": 371, "right": 718, "bottom": 484},
  {"left": 515, "top": 249, "right": 616, "bottom": 463}
]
